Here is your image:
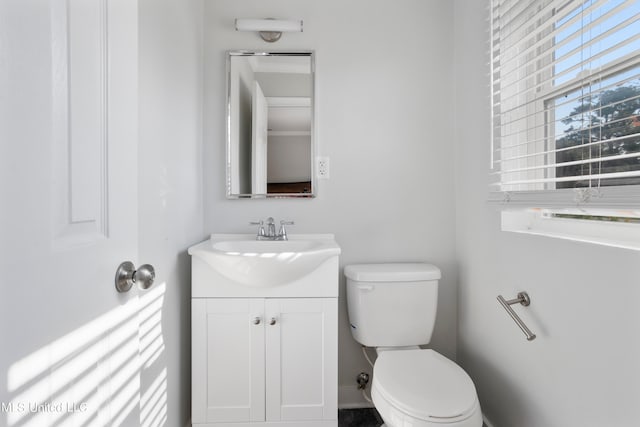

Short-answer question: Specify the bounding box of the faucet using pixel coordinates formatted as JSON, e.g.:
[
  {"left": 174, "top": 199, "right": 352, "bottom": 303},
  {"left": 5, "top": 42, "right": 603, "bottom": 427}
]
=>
[{"left": 250, "top": 217, "right": 294, "bottom": 240}]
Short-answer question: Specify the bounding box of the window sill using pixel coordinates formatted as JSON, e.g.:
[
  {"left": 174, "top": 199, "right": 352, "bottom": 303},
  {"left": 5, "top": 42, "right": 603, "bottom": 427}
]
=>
[{"left": 501, "top": 209, "right": 640, "bottom": 251}]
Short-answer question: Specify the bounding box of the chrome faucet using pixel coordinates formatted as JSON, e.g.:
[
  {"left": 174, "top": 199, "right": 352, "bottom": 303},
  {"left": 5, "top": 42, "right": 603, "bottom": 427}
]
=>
[{"left": 250, "top": 217, "right": 294, "bottom": 240}]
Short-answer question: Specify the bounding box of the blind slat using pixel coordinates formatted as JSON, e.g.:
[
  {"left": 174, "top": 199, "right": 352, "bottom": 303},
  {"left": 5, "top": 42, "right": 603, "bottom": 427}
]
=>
[
  {"left": 491, "top": 169, "right": 640, "bottom": 187},
  {"left": 495, "top": 133, "right": 640, "bottom": 165},
  {"left": 494, "top": 150, "right": 640, "bottom": 176}
]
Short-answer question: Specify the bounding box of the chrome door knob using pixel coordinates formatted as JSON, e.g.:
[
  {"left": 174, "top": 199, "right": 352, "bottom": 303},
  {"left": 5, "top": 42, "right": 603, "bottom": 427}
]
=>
[
  {"left": 135, "top": 264, "right": 155, "bottom": 290},
  {"left": 253, "top": 317, "right": 262, "bottom": 325},
  {"left": 269, "top": 317, "right": 277, "bottom": 325},
  {"left": 115, "top": 261, "right": 156, "bottom": 293}
]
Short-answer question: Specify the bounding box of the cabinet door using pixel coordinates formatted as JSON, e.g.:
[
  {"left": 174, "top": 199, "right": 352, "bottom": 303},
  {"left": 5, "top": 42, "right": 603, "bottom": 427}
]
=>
[
  {"left": 192, "top": 299, "right": 265, "bottom": 423},
  {"left": 265, "top": 298, "right": 338, "bottom": 422}
]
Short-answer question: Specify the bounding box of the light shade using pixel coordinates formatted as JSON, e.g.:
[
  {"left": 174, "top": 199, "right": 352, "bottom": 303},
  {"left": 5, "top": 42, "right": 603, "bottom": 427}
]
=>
[
  {"left": 235, "top": 19, "right": 303, "bottom": 33},
  {"left": 235, "top": 18, "right": 303, "bottom": 43}
]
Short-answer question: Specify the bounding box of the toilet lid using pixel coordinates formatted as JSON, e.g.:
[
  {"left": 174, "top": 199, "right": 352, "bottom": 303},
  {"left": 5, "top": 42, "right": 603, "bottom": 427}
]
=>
[{"left": 373, "top": 349, "right": 478, "bottom": 422}]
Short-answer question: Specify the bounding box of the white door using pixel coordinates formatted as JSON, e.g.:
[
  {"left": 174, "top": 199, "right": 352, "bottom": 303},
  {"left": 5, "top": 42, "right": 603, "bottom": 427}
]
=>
[
  {"left": 0, "top": 1, "right": 142, "bottom": 426},
  {"left": 192, "top": 299, "right": 266, "bottom": 423},
  {"left": 251, "top": 80, "right": 268, "bottom": 194},
  {"left": 265, "top": 298, "right": 338, "bottom": 422}
]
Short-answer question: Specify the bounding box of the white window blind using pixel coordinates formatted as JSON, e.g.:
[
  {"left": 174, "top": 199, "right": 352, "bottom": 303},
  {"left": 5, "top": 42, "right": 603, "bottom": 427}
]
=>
[{"left": 490, "top": 0, "right": 640, "bottom": 207}]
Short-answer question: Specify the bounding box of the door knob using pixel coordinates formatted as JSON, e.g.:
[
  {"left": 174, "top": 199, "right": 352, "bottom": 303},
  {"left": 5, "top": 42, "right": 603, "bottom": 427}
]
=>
[{"left": 115, "top": 261, "right": 156, "bottom": 293}]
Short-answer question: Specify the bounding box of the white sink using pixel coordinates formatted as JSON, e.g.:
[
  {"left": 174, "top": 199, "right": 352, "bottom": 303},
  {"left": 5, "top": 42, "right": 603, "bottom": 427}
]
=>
[{"left": 188, "top": 234, "right": 341, "bottom": 287}]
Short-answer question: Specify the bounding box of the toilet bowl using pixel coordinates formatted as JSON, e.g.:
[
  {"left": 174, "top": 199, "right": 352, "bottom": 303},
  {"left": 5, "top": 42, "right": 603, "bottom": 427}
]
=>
[
  {"left": 372, "top": 349, "right": 482, "bottom": 427},
  {"left": 344, "top": 263, "right": 482, "bottom": 427}
]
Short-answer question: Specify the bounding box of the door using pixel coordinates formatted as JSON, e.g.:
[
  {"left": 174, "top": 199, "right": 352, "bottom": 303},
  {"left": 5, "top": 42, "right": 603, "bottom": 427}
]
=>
[
  {"left": 265, "top": 298, "right": 338, "bottom": 422},
  {"left": 0, "top": 0, "right": 141, "bottom": 425},
  {"left": 251, "top": 80, "right": 268, "bottom": 194},
  {"left": 192, "top": 299, "right": 266, "bottom": 423}
]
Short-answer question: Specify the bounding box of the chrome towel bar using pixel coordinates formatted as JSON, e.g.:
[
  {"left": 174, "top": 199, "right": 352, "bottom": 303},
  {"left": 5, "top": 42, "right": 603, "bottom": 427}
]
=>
[{"left": 497, "top": 292, "right": 536, "bottom": 341}]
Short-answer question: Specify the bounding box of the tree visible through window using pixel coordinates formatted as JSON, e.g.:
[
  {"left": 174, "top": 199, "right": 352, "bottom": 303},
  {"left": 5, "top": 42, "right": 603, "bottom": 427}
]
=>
[{"left": 553, "top": 72, "right": 640, "bottom": 188}]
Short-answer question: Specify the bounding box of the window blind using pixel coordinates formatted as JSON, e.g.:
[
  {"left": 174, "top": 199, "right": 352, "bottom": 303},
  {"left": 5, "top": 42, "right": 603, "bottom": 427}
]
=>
[{"left": 490, "top": 0, "right": 640, "bottom": 207}]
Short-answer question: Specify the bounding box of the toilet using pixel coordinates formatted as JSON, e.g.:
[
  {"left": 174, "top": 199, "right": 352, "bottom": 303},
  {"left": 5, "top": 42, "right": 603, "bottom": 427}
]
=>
[{"left": 345, "top": 263, "right": 482, "bottom": 427}]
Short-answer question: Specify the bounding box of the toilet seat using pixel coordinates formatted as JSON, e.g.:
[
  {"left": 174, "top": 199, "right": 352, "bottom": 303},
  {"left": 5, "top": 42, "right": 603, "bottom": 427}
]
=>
[{"left": 372, "top": 349, "right": 480, "bottom": 425}]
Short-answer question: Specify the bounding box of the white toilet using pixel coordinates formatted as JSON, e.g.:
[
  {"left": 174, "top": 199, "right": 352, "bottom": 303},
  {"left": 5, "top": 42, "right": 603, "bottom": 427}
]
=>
[{"left": 345, "top": 263, "right": 482, "bottom": 427}]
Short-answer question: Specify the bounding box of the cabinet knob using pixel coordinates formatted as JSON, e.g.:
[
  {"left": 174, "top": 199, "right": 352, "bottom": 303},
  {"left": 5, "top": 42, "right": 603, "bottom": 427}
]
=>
[
  {"left": 269, "top": 317, "right": 277, "bottom": 325},
  {"left": 253, "top": 317, "right": 261, "bottom": 325}
]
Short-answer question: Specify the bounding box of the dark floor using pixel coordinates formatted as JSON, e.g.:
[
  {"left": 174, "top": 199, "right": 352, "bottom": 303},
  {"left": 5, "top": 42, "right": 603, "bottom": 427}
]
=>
[
  {"left": 338, "top": 408, "right": 487, "bottom": 427},
  {"left": 338, "top": 408, "right": 384, "bottom": 427}
]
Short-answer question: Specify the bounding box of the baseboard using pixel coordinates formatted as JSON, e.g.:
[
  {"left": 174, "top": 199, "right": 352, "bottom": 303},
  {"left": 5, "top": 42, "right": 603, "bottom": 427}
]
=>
[{"left": 338, "top": 385, "right": 375, "bottom": 409}]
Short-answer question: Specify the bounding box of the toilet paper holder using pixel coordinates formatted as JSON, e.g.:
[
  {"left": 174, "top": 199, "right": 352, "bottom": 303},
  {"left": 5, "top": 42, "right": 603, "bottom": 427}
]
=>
[{"left": 497, "top": 292, "right": 536, "bottom": 341}]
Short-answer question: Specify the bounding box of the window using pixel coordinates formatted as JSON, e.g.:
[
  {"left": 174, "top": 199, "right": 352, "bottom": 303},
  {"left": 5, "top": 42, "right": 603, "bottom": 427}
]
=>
[{"left": 490, "top": 0, "right": 640, "bottom": 207}]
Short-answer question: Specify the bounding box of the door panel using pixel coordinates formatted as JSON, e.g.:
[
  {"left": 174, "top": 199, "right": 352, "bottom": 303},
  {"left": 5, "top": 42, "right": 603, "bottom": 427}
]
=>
[
  {"left": 51, "top": 0, "right": 109, "bottom": 247},
  {"left": 265, "top": 299, "right": 338, "bottom": 422},
  {"left": 192, "top": 299, "right": 265, "bottom": 423}
]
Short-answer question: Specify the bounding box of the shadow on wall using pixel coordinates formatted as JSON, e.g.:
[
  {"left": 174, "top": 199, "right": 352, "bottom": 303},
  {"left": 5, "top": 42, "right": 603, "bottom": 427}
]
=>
[
  {"left": 4, "top": 284, "right": 167, "bottom": 427},
  {"left": 461, "top": 349, "right": 533, "bottom": 427}
]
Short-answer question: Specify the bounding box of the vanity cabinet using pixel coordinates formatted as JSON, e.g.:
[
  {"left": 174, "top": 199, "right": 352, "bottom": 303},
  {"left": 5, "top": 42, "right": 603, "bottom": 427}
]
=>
[
  {"left": 189, "top": 234, "right": 341, "bottom": 427},
  {"left": 192, "top": 297, "right": 337, "bottom": 427}
]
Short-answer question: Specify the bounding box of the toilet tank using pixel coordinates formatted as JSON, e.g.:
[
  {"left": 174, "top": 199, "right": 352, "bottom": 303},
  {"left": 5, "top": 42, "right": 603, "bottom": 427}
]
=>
[{"left": 345, "top": 263, "right": 441, "bottom": 347}]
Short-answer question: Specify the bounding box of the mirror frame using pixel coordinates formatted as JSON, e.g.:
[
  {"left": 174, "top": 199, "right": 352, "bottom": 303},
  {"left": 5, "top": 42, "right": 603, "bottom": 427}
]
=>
[{"left": 226, "top": 50, "right": 316, "bottom": 199}]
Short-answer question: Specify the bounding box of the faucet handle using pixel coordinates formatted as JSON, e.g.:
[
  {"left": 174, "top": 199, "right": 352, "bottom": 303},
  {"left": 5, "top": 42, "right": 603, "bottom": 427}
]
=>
[
  {"left": 278, "top": 220, "right": 294, "bottom": 240},
  {"left": 249, "top": 220, "right": 266, "bottom": 237}
]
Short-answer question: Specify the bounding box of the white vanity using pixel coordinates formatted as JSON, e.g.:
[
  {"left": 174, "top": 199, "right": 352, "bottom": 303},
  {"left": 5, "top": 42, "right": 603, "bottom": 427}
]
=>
[{"left": 188, "top": 234, "right": 341, "bottom": 427}]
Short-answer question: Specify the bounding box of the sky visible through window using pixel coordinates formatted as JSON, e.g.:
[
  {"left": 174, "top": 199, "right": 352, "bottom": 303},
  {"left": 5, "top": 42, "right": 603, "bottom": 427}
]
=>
[{"left": 554, "top": 0, "right": 640, "bottom": 84}]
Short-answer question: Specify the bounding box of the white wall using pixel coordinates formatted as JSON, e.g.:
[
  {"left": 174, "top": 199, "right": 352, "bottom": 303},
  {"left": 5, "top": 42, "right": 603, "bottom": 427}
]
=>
[
  {"left": 453, "top": 1, "right": 640, "bottom": 426},
  {"left": 139, "top": 0, "right": 204, "bottom": 425},
  {"left": 204, "top": 0, "right": 456, "bottom": 406},
  {"left": 267, "top": 135, "right": 311, "bottom": 183}
]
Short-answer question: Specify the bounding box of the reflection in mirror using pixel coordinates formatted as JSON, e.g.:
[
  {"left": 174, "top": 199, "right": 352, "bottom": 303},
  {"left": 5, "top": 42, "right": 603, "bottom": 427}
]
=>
[{"left": 227, "top": 51, "right": 315, "bottom": 198}]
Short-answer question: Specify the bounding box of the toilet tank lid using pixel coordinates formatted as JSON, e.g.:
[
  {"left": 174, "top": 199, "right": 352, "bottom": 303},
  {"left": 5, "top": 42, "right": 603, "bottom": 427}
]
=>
[{"left": 344, "top": 263, "right": 441, "bottom": 282}]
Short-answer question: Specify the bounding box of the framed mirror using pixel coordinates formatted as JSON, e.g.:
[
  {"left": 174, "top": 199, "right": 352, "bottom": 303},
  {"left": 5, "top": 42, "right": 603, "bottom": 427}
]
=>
[{"left": 226, "top": 51, "right": 315, "bottom": 198}]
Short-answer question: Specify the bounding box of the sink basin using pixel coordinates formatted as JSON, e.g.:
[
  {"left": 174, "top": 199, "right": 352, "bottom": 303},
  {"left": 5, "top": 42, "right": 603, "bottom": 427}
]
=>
[{"left": 188, "top": 234, "right": 341, "bottom": 287}]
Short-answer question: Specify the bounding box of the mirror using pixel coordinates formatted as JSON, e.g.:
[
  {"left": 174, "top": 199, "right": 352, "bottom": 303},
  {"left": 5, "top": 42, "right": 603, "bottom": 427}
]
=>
[{"left": 226, "top": 51, "right": 315, "bottom": 198}]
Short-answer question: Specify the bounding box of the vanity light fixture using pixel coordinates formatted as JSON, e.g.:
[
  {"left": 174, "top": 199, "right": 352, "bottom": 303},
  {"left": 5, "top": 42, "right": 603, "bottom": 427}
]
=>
[{"left": 235, "top": 18, "right": 303, "bottom": 43}]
